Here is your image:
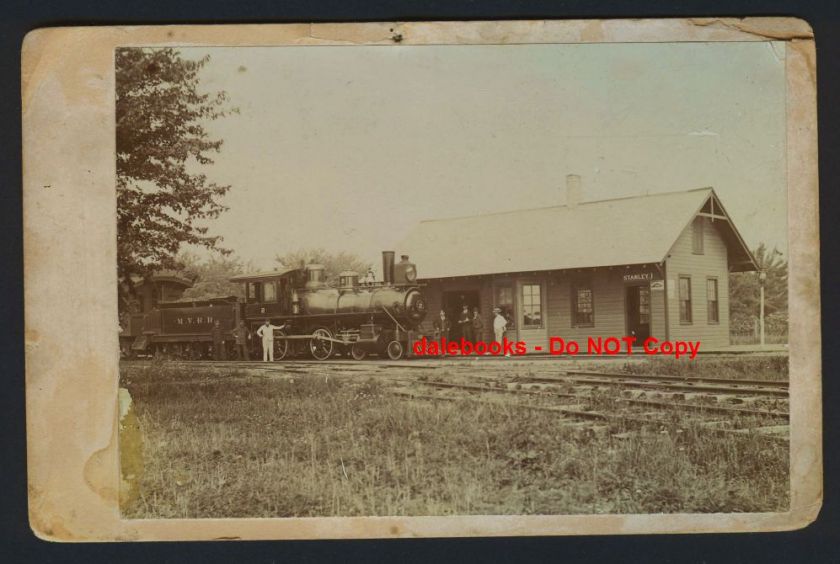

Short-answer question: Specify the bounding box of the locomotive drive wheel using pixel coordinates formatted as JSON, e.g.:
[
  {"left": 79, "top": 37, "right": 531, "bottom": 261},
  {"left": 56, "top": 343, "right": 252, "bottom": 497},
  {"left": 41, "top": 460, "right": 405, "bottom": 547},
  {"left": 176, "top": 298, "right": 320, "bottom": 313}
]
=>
[
  {"left": 350, "top": 343, "right": 367, "bottom": 361},
  {"left": 385, "top": 340, "right": 405, "bottom": 361},
  {"left": 274, "top": 332, "right": 289, "bottom": 361},
  {"left": 309, "top": 328, "right": 334, "bottom": 361}
]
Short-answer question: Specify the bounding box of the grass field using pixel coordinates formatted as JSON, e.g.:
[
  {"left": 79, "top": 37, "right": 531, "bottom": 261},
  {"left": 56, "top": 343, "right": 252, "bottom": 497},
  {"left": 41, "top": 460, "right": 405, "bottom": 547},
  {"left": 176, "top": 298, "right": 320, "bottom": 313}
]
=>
[
  {"left": 120, "top": 360, "right": 789, "bottom": 518},
  {"left": 619, "top": 355, "right": 790, "bottom": 381}
]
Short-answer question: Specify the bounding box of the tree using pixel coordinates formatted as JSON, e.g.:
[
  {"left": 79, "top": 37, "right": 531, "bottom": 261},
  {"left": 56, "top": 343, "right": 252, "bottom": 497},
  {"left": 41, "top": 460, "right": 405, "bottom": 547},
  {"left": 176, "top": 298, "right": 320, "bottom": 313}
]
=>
[
  {"left": 179, "top": 252, "right": 250, "bottom": 301},
  {"left": 116, "top": 48, "right": 235, "bottom": 309},
  {"left": 729, "top": 243, "right": 788, "bottom": 335},
  {"left": 275, "top": 248, "right": 373, "bottom": 286}
]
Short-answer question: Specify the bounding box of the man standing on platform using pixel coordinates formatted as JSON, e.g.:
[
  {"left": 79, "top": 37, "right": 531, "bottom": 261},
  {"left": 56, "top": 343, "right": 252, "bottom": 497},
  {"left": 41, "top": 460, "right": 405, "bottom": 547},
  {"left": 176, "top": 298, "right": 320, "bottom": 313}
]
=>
[
  {"left": 232, "top": 320, "right": 251, "bottom": 361},
  {"left": 471, "top": 307, "right": 484, "bottom": 344},
  {"left": 459, "top": 304, "right": 473, "bottom": 343},
  {"left": 433, "top": 310, "right": 451, "bottom": 341},
  {"left": 256, "top": 319, "right": 285, "bottom": 362},
  {"left": 493, "top": 307, "right": 509, "bottom": 356},
  {"left": 432, "top": 310, "right": 451, "bottom": 356}
]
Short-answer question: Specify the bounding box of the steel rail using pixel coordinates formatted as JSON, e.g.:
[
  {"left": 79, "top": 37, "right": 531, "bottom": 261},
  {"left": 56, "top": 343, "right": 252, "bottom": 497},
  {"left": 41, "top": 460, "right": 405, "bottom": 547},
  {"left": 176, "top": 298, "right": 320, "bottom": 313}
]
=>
[
  {"left": 522, "top": 374, "right": 788, "bottom": 397},
  {"left": 414, "top": 380, "right": 789, "bottom": 419},
  {"left": 123, "top": 359, "right": 790, "bottom": 394},
  {"left": 563, "top": 369, "right": 788, "bottom": 389}
]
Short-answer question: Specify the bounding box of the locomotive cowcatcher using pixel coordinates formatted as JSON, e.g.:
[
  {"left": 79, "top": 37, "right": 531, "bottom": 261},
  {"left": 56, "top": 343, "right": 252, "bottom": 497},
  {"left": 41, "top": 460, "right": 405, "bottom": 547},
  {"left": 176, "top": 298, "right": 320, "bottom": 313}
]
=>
[{"left": 120, "top": 251, "right": 428, "bottom": 361}]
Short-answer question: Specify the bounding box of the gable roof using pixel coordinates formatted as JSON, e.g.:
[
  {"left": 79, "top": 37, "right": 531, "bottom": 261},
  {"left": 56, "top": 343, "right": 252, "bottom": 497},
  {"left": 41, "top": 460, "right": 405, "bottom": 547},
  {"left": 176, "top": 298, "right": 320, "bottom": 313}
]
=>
[{"left": 398, "top": 187, "right": 757, "bottom": 279}]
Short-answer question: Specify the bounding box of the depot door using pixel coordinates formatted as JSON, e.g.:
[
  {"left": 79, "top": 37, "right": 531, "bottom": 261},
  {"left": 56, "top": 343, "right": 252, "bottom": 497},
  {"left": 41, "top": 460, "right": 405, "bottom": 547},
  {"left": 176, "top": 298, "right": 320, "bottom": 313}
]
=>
[
  {"left": 516, "top": 280, "right": 548, "bottom": 353},
  {"left": 442, "top": 290, "right": 480, "bottom": 340},
  {"left": 625, "top": 285, "right": 651, "bottom": 341}
]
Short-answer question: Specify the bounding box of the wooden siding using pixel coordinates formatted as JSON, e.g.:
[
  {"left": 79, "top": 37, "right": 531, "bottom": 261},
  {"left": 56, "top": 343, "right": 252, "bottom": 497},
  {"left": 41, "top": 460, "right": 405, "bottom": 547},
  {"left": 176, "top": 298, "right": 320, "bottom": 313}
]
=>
[
  {"left": 665, "top": 215, "right": 730, "bottom": 348},
  {"left": 549, "top": 270, "right": 633, "bottom": 342},
  {"left": 650, "top": 281, "right": 667, "bottom": 341}
]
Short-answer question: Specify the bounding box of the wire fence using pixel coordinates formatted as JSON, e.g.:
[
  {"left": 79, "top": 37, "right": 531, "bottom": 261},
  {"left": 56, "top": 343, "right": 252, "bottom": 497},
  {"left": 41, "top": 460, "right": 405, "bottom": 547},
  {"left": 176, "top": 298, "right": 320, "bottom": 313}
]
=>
[{"left": 730, "top": 331, "right": 788, "bottom": 345}]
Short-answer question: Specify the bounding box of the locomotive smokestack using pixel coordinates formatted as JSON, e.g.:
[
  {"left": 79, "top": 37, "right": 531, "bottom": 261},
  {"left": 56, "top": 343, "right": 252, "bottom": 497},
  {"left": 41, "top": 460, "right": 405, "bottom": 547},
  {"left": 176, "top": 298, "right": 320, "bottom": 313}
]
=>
[{"left": 382, "top": 251, "right": 395, "bottom": 285}]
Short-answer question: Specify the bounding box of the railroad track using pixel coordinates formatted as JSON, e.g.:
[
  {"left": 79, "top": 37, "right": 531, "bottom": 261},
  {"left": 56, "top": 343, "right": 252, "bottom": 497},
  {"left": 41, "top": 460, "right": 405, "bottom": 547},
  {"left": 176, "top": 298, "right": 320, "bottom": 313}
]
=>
[
  {"left": 122, "top": 345, "right": 788, "bottom": 368},
  {"left": 412, "top": 380, "right": 789, "bottom": 419},
  {"left": 389, "top": 377, "right": 789, "bottom": 443},
  {"left": 516, "top": 372, "right": 788, "bottom": 398},
  {"left": 560, "top": 369, "right": 788, "bottom": 389},
  {"left": 126, "top": 358, "right": 789, "bottom": 399},
  {"left": 124, "top": 357, "right": 789, "bottom": 441}
]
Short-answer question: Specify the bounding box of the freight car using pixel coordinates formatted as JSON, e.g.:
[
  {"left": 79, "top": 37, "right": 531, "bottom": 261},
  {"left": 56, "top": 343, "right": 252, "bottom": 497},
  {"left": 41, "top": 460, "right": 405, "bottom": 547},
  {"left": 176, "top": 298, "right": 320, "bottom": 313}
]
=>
[{"left": 121, "top": 251, "right": 427, "bottom": 361}]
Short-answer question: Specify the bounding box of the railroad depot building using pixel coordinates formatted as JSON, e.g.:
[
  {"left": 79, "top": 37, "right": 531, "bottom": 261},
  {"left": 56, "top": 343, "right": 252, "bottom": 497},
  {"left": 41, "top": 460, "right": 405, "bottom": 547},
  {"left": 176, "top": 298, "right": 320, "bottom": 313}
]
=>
[{"left": 399, "top": 179, "right": 757, "bottom": 351}]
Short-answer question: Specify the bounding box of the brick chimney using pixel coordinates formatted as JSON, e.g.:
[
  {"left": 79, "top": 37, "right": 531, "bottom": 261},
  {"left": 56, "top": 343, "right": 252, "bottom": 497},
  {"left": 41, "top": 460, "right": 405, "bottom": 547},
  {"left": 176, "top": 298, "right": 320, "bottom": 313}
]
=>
[{"left": 566, "top": 174, "right": 581, "bottom": 208}]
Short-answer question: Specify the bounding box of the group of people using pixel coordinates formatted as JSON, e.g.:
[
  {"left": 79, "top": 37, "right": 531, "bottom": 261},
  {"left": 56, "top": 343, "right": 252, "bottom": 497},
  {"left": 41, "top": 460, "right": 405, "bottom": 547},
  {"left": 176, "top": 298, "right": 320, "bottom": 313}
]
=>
[
  {"left": 211, "top": 319, "right": 286, "bottom": 362},
  {"left": 432, "top": 305, "right": 509, "bottom": 345}
]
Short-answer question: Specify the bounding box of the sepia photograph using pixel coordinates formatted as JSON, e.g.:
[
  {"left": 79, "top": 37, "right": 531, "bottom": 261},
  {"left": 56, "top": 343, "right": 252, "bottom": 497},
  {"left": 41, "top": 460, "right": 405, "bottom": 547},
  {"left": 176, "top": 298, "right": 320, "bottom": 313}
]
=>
[
  {"left": 116, "top": 40, "right": 791, "bottom": 518},
  {"left": 21, "top": 19, "right": 820, "bottom": 540}
]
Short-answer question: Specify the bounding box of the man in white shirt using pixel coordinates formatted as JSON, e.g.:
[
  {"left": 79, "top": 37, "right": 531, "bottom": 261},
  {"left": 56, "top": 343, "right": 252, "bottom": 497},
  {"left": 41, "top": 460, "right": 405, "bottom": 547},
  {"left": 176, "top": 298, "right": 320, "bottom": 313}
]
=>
[
  {"left": 493, "top": 307, "right": 511, "bottom": 357},
  {"left": 256, "top": 319, "right": 286, "bottom": 362},
  {"left": 493, "top": 307, "right": 508, "bottom": 344}
]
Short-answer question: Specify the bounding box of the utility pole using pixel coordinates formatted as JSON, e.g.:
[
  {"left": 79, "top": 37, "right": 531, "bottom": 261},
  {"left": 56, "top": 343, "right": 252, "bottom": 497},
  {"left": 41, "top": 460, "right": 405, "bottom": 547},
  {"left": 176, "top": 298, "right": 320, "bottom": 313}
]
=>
[{"left": 759, "top": 270, "right": 766, "bottom": 346}]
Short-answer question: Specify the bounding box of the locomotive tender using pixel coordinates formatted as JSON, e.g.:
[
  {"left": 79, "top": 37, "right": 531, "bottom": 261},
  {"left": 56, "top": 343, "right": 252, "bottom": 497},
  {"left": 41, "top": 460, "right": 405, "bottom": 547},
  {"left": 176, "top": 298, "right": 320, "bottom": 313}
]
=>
[{"left": 122, "top": 251, "right": 427, "bottom": 361}]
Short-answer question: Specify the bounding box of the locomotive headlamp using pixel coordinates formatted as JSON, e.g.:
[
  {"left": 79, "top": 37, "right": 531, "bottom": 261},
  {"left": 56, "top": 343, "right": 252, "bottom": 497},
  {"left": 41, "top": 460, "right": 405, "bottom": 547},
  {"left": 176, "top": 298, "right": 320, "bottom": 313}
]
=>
[{"left": 405, "top": 266, "right": 417, "bottom": 282}]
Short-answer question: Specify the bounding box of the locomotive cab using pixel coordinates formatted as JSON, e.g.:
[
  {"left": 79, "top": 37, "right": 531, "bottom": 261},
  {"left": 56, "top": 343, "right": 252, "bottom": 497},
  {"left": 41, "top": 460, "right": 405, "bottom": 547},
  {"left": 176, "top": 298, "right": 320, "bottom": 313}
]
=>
[{"left": 231, "top": 266, "right": 302, "bottom": 321}]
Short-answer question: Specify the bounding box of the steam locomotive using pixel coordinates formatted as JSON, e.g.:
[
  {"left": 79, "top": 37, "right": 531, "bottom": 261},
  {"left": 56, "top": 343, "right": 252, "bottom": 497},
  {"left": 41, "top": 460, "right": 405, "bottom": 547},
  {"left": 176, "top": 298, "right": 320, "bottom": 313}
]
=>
[{"left": 120, "top": 251, "right": 427, "bottom": 361}]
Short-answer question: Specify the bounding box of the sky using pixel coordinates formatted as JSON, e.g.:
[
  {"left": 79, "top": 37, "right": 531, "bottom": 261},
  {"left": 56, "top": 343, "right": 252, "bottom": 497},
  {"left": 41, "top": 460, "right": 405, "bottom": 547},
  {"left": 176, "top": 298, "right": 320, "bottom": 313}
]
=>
[{"left": 175, "top": 41, "right": 787, "bottom": 271}]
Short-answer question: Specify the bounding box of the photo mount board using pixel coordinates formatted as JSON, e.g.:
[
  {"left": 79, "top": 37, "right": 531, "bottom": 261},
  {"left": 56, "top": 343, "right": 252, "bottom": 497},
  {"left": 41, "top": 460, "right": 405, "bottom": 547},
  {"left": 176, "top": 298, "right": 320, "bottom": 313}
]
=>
[{"left": 22, "top": 18, "right": 820, "bottom": 541}]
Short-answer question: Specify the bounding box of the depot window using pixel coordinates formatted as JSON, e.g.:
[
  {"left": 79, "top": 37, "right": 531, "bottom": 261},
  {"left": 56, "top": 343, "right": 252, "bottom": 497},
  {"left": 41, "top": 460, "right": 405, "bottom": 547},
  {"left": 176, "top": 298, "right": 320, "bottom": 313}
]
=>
[
  {"left": 495, "top": 284, "right": 514, "bottom": 323},
  {"left": 679, "top": 276, "right": 692, "bottom": 324},
  {"left": 572, "top": 284, "right": 594, "bottom": 327},
  {"left": 707, "top": 278, "right": 719, "bottom": 323}
]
